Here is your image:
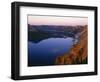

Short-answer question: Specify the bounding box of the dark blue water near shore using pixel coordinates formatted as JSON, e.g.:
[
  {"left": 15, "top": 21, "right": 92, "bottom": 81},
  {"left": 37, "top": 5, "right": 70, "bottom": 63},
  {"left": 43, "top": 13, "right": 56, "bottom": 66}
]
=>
[{"left": 28, "top": 37, "right": 74, "bottom": 66}]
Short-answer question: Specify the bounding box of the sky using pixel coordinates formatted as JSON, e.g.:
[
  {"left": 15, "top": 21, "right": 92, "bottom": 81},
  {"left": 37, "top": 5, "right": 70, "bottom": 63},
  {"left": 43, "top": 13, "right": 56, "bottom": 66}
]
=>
[{"left": 28, "top": 15, "right": 88, "bottom": 26}]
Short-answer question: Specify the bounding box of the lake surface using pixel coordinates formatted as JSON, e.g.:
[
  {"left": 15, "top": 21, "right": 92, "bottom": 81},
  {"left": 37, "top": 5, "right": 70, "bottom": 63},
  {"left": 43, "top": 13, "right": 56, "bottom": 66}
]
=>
[{"left": 28, "top": 37, "right": 74, "bottom": 66}]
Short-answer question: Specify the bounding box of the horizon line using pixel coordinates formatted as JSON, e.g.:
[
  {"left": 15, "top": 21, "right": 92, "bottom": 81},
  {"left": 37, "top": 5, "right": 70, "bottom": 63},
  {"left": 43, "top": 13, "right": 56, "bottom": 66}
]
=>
[{"left": 28, "top": 24, "right": 88, "bottom": 26}]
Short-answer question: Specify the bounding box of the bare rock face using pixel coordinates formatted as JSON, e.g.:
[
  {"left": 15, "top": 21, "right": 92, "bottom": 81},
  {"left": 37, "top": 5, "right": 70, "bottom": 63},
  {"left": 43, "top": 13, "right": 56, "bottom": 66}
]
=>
[{"left": 55, "top": 25, "right": 88, "bottom": 65}]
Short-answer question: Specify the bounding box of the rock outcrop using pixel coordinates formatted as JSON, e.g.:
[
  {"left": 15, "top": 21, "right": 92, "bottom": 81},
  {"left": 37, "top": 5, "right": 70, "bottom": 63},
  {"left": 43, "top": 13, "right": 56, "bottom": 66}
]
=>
[{"left": 55, "top": 25, "right": 88, "bottom": 65}]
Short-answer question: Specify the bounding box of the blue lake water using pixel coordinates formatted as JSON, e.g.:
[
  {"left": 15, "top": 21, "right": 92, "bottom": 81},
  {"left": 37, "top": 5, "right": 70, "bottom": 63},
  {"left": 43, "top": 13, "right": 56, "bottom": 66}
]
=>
[{"left": 28, "top": 37, "right": 74, "bottom": 66}]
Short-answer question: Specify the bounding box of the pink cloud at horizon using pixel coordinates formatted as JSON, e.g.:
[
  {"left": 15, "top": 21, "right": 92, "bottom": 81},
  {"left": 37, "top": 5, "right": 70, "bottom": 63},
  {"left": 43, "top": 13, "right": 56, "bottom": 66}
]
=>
[{"left": 28, "top": 15, "right": 88, "bottom": 26}]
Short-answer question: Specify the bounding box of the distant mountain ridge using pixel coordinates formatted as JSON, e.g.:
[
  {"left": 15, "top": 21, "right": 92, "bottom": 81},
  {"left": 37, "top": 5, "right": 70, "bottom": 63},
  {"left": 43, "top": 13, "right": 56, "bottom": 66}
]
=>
[
  {"left": 28, "top": 24, "right": 87, "bottom": 43},
  {"left": 28, "top": 24, "right": 86, "bottom": 34}
]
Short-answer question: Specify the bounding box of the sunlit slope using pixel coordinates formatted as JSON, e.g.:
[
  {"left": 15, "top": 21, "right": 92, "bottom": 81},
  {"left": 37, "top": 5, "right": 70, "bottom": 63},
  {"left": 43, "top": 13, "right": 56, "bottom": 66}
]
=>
[{"left": 55, "top": 25, "right": 88, "bottom": 65}]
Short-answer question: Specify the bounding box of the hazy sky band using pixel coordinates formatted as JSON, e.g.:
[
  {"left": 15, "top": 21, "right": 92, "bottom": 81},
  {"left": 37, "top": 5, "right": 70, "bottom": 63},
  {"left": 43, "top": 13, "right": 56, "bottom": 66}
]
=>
[{"left": 28, "top": 15, "right": 88, "bottom": 26}]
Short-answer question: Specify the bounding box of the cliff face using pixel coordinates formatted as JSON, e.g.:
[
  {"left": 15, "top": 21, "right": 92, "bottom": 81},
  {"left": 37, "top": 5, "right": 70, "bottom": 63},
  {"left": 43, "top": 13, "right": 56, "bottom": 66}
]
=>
[{"left": 55, "top": 25, "right": 88, "bottom": 65}]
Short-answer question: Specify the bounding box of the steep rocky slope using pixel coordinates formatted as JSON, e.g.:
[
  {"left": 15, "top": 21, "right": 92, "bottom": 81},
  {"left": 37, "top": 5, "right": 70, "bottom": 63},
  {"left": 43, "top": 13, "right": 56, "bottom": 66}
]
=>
[{"left": 55, "top": 25, "right": 88, "bottom": 65}]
